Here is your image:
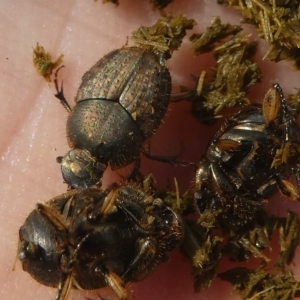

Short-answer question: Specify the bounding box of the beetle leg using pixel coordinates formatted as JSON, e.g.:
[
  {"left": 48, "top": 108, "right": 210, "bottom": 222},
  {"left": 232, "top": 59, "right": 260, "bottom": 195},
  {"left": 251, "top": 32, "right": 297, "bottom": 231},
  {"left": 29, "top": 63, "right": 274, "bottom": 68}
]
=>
[
  {"left": 215, "top": 139, "right": 241, "bottom": 152},
  {"left": 100, "top": 188, "right": 118, "bottom": 216},
  {"left": 263, "top": 84, "right": 295, "bottom": 156},
  {"left": 141, "top": 144, "right": 195, "bottom": 167},
  {"left": 36, "top": 203, "right": 68, "bottom": 231},
  {"left": 210, "top": 162, "right": 236, "bottom": 194},
  {"left": 276, "top": 177, "right": 299, "bottom": 201},
  {"left": 262, "top": 84, "right": 281, "bottom": 125},
  {"left": 103, "top": 269, "right": 128, "bottom": 300},
  {"left": 116, "top": 201, "right": 153, "bottom": 235},
  {"left": 54, "top": 66, "right": 72, "bottom": 113},
  {"left": 199, "top": 162, "right": 264, "bottom": 226},
  {"left": 87, "top": 185, "right": 120, "bottom": 222},
  {"left": 257, "top": 178, "right": 277, "bottom": 197},
  {"left": 292, "top": 167, "right": 300, "bottom": 191},
  {"left": 238, "top": 236, "right": 271, "bottom": 262},
  {"left": 122, "top": 237, "right": 157, "bottom": 281},
  {"left": 55, "top": 272, "right": 73, "bottom": 300},
  {"left": 277, "top": 211, "right": 300, "bottom": 267},
  {"left": 273, "top": 84, "right": 295, "bottom": 147}
]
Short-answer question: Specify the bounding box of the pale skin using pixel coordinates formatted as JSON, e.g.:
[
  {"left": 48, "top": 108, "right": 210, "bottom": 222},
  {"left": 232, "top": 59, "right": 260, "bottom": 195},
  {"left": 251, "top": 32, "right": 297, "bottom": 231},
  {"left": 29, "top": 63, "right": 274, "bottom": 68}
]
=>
[{"left": 1, "top": 1, "right": 300, "bottom": 300}]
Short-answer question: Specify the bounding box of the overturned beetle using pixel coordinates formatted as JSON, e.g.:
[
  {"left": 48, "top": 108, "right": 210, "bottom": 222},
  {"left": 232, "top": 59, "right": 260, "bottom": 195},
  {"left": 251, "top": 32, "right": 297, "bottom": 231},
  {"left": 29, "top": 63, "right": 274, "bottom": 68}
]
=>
[
  {"left": 195, "top": 84, "right": 300, "bottom": 228},
  {"left": 55, "top": 47, "right": 171, "bottom": 189},
  {"left": 18, "top": 184, "right": 183, "bottom": 300}
]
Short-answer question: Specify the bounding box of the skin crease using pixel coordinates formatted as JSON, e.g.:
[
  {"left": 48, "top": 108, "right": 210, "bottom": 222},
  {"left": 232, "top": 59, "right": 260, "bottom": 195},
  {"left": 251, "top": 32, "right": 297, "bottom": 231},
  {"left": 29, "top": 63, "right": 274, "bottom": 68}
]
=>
[{"left": 1, "top": 0, "right": 300, "bottom": 300}]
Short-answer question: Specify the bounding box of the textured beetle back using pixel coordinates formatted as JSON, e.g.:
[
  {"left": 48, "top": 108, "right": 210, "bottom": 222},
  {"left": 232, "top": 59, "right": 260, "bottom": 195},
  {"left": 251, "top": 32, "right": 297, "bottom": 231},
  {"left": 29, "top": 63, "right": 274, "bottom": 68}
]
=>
[{"left": 76, "top": 47, "right": 171, "bottom": 139}]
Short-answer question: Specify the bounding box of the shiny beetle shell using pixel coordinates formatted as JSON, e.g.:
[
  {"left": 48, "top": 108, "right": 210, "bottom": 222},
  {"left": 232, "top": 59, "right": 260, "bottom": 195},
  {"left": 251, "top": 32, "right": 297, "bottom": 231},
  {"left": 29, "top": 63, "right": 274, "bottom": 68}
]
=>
[
  {"left": 195, "top": 84, "right": 300, "bottom": 228},
  {"left": 18, "top": 185, "right": 184, "bottom": 300},
  {"left": 59, "top": 47, "right": 171, "bottom": 189}
]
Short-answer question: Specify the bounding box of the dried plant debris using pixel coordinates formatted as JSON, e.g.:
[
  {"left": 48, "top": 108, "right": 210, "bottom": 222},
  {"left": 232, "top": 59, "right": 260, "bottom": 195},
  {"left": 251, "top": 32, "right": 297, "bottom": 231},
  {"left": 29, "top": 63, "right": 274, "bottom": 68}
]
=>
[
  {"left": 181, "top": 222, "right": 223, "bottom": 292},
  {"left": 131, "top": 14, "right": 196, "bottom": 59},
  {"left": 190, "top": 16, "right": 242, "bottom": 55},
  {"left": 272, "top": 211, "right": 300, "bottom": 270},
  {"left": 162, "top": 189, "right": 195, "bottom": 214},
  {"left": 218, "top": 0, "right": 300, "bottom": 69},
  {"left": 223, "top": 225, "right": 271, "bottom": 263},
  {"left": 222, "top": 211, "right": 300, "bottom": 266},
  {"left": 186, "top": 210, "right": 300, "bottom": 295},
  {"left": 219, "top": 267, "right": 300, "bottom": 300},
  {"left": 288, "top": 89, "right": 300, "bottom": 115},
  {"left": 190, "top": 17, "right": 261, "bottom": 118},
  {"left": 197, "top": 210, "right": 218, "bottom": 229},
  {"left": 139, "top": 161, "right": 299, "bottom": 295},
  {"left": 128, "top": 174, "right": 195, "bottom": 215},
  {"left": 33, "top": 43, "right": 64, "bottom": 82}
]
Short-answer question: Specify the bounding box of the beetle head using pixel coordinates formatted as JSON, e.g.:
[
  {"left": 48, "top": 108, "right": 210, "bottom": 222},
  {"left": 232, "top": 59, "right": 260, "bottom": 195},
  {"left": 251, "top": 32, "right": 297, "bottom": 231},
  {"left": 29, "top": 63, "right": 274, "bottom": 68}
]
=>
[{"left": 59, "top": 148, "right": 106, "bottom": 189}]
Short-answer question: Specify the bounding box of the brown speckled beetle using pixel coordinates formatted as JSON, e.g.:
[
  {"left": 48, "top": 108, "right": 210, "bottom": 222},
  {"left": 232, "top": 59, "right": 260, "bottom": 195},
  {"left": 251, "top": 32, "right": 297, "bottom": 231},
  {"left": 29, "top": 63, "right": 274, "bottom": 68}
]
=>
[
  {"left": 195, "top": 84, "right": 300, "bottom": 228},
  {"left": 55, "top": 47, "right": 171, "bottom": 189},
  {"left": 18, "top": 184, "right": 183, "bottom": 300}
]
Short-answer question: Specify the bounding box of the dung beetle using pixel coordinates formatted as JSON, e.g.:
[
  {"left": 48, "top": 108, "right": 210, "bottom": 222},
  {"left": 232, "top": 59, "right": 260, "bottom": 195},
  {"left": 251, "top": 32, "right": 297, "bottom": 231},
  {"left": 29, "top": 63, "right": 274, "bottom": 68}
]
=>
[
  {"left": 18, "top": 184, "right": 184, "bottom": 300},
  {"left": 54, "top": 47, "right": 171, "bottom": 189},
  {"left": 195, "top": 84, "right": 300, "bottom": 228}
]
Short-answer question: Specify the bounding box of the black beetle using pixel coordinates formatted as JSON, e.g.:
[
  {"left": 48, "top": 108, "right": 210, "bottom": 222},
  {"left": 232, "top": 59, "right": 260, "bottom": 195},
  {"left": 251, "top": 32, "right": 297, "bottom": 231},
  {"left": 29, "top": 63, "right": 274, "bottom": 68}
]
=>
[
  {"left": 54, "top": 47, "right": 171, "bottom": 189},
  {"left": 195, "top": 84, "right": 300, "bottom": 228},
  {"left": 18, "top": 184, "right": 184, "bottom": 300}
]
